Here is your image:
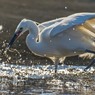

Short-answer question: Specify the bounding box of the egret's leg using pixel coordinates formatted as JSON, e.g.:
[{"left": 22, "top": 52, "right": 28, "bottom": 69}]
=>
[
  {"left": 84, "top": 59, "right": 95, "bottom": 71},
  {"left": 54, "top": 59, "right": 59, "bottom": 73},
  {"left": 55, "top": 62, "right": 58, "bottom": 73},
  {"left": 84, "top": 49, "right": 95, "bottom": 71}
]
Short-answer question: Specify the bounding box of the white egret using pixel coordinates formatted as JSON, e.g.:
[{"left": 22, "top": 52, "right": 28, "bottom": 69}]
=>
[{"left": 8, "top": 13, "right": 95, "bottom": 73}]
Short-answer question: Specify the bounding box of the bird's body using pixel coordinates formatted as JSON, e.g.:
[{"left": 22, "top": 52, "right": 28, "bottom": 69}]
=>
[
  {"left": 27, "top": 13, "right": 95, "bottom": 59},
  {"left": 8, "top": 13, "right": 95, "bottom": 73}
]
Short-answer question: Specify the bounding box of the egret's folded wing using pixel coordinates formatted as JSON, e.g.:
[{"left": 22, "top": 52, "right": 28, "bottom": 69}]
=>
[{"left": 50, "top": 13, "right": 95, "bottom": 37}]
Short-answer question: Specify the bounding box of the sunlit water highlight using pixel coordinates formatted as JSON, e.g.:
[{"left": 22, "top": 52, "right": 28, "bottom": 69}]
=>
[{"left": 0, "top": 62, "right": 95, "bottom": 95}]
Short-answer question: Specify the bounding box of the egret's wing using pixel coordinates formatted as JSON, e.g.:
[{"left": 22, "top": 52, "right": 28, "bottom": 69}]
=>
[
  {"left": 83, "top": 18, "right": 95, "bottom": 33},
  {"left": 50, "top": 13, "right": 95, "bottom": 37},
  {"left": 38, "top": 17, "right": 65, "bottom": 31}
]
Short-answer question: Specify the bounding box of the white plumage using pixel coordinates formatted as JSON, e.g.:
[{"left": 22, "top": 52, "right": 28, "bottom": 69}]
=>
[{"left": 8, "top": 13, "right": 95, "bottom": 73}]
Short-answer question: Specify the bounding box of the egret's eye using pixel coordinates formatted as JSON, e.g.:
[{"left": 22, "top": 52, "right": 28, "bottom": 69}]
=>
[
  {"left": 15, "top": 27, "right": 23, "bottom": 36},
  {"left": 20, "top": 27, "right": 23, "bottom": 31}
]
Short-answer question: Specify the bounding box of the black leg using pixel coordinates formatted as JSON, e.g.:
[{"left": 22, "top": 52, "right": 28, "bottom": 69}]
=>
[
  {"left": 54, "top": 59, "right": 59, "bottom": 74},
  {"left": 84, "top": 59, "right": 95, "bottom": 71},
  {"left": 55, "top": 63, "right": 58, "bottom": 73},
  {"left": 84, "top": 49, "right": 95, "bottom": 71}
]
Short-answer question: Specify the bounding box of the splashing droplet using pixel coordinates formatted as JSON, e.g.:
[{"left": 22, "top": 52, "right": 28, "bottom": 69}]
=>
[
  {"left": 0, "top": 25, "right": 3, "bottom": 30},
  {"left": 69, "top": 38, "right": 71, "bottom": 40},
  {"left": 3, "top": 47, "right": 10, "bottom": 62},
  {"left": 65, "top": 6, "right": 68, "bottom": 9},
  {"left": 8, "top": 57, "right": 11, "bottom": 60}
]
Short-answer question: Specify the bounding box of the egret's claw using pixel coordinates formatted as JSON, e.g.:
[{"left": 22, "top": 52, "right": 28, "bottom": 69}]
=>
[{"left": 84, "top": 59, "right": 95, "bottom": 71}]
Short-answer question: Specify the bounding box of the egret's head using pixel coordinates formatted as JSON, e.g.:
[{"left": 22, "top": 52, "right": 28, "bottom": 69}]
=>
[{"left": 8, "top": 19, "right": 29, "bottom": 48}]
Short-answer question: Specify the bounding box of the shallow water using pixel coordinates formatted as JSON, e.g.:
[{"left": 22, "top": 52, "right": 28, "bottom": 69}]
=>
[
  {"left": 0, "top": 25, "right": 95, "bottom": 94},
  {"left": 0, "top": 63, "right": 95, "bottom": 95}
]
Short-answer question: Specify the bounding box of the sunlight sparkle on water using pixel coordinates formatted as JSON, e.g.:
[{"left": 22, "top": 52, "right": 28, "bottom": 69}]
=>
[{"left": 0, "top": 62, "right": 94, "bottom": 94}]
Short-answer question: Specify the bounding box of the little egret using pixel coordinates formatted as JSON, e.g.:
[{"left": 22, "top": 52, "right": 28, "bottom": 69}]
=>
[{"left": 8, "top": 13, "right": 95, "bottom": 73}]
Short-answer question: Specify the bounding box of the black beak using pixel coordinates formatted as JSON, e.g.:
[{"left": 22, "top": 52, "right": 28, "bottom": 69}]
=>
[
  {"left": 8, "top": 33, "right": 18, "bottom": 48},
  {"left": 8, "top": 29, "right": 22, "bottom": 48},
  {"left": 7, "top": 28, "right": 23, "bottom": 48}
]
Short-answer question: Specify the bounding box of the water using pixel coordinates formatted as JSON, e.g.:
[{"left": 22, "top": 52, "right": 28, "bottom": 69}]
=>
[
  {"left": 0, "top": 25, "right": 95, "bottom": 95},
  {"left": 0, "top": 63, "right": 95, "bottom": 95}
]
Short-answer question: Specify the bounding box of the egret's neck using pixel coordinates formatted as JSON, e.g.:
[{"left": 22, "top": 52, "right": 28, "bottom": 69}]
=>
[
  {"left": 26, "top": 34, "right": 43, "bottom": 56},
  {"left": 26, "top": 21, "right": 42, "bottom": 56},
  {"left": 28, "top": 21, "right": 39, "bottom": 40}
]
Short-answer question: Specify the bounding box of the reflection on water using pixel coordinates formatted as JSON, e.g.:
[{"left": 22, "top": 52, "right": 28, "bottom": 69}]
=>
[{"left": 0, "top": 63, "right": 94, "bottom": 95}]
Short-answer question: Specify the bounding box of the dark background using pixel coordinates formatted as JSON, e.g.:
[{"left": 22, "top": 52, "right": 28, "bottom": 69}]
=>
[{"left": 0, "top": 0, "right": 95, "bottom": 65}]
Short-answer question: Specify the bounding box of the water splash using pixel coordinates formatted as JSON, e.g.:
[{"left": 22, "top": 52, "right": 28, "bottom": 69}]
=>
[
  {"left": 3, "top": 47, "right": 11, "bottom": 62},
  {"left": 3, "top": 44, "right": 22, "bottom": 63}
]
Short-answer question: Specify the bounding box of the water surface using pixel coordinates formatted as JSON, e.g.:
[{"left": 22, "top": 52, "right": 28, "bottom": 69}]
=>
[{"left": 0, "top": 63, "right": 95, "bottom": 95}]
